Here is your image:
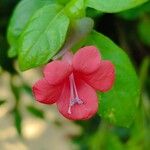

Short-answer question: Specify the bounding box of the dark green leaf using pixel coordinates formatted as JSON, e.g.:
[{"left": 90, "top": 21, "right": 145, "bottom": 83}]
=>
[
  {"left": 117, "top": 1, "right": 150, "bottom": 20},
  {"left": 10, "top": 81, "right": 20, "bottom": 101},
  {"left": 138, "top": 18, "right": 150, "bottom": 46},
  {"left": 13, "top": 109, "right": 22, "bottom": 135},
  {"left": 21, "top": 84, "right": 32, "bottom": 96},
  {"left": 86, "top": 0, "right": 148, "bottom": 13},
  {"left": 7, "top": 0, "right": 56, "bottom": 57},
  {"left": 139, "top": 57, "right": 150, "bottom": 89},
  {"left": 27, "top": 105, "right": 45, "bottom": 119},
  {"left": 56, "top": 0, "right": 69, "bottom": 5},
  {"left": 84, "top": 31, "right": 140, "bottom": 127},
  {"left": 18, "top": 4, "right": 70, "bottom": 70},
  {"left": 86, "top": 7, "right": 103, "bottom": 18},
  {"left": 0, "top": 35, "right": 16, "bottom": 73},
  {"left": 0, "top": 100, "right": 6, "bottom": 106}
]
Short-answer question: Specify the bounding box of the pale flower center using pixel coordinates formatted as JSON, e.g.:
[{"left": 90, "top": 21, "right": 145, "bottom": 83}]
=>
[{"left": 68, "top": 74, "right": 83, "bottom": 114}]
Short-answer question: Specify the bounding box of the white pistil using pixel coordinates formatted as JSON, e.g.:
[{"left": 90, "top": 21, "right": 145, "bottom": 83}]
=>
[{"left": 68, "top": 74, "right": 83, "bottom": 114}]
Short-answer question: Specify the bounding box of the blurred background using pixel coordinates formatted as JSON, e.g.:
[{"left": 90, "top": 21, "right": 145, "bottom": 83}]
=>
[{"left": 0, "top": 0, "right": 150, "bottom": 150}]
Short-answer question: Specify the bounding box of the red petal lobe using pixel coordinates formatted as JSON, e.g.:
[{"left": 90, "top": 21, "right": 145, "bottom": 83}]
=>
[
  {"left": 44, "top": 60, "right": 72, "bottom": 85},
  {"left": 32, "top": 78, "right": 62, "bottom": 104},
  {"left": 57, "top": 79, "right": 98, "bottom": 120},
  {"left": 84, "top": 60, "right": 115, "bottom": 92},
  {"left": 73, "top": 46, "right": 101, "bottom": 74}
]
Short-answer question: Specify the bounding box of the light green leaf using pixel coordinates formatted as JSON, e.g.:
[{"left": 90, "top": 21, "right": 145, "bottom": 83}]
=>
[
  {"left": 85, "top": 31, "right": 140, "bottom": 127},
  {"left": 18, "top": 4, "right": 70, "bottom": 70},
  {"left": 85, "top": 0, "right": 148, "bottom": 13},
  {"left": 64, "top": 0, "right": 85, "bottom": 19},
  {"left": 7, "top": 0, "right": 55, "bottom": 57}
]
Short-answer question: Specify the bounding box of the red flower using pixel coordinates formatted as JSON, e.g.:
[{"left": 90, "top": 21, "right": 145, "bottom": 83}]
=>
[{"left": 32, "top": 46, "right": 115, "bottom": 120}]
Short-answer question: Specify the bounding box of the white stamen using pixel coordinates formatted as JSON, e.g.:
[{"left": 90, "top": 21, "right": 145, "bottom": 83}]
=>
[{"left": 67, "top": 74, "right": 83, "bottom": 114}]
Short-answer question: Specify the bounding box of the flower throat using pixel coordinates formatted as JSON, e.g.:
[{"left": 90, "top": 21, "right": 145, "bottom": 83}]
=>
[
  {"left": 62, "top": 51, "right": 84, "bottom": 114},
  {"left": 68, "top": 74, "right": 83, "bottom": 114}
]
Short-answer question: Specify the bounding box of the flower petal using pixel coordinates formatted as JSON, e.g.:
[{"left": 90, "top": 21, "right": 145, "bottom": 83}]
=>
[
  {"left": 44, "top": 60, "right": 72, "bottom": 85},
  {"left": 84, "top": 60, "right": 115, "bottom": 92},
  {"left": 32, "top": 78, "right": 62, "bottom": 104},
  {"left": 73, "top": 46, "right": 101, "bottom": 74},
  {"left": 57, "top": 79, "right": 98, "bottom": 120}
]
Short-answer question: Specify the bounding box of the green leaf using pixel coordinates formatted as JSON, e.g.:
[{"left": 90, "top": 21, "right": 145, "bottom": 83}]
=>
[
  {"left": 0, "top": 100, "right": 6, "bottom": 106},
  {"left": 56, "top": 0, "right": 70, "bottom": 5},
  {"left": 84, "top": 31, "right": 140, "bottom": 127},
  {"left": 21, "top": 84, "right": 32, "bottom": 96},
  {"left": 85, "top": 0, "right": 148, "bottom": 13},
  {"left": 26, "top": 105, "right": 45, "bottom": 119},
  {"left": 117, "top": 1, "right": 150, "bottom": 20},
  {"left": 7, "top": 0, "right": 55, "bottom": 57},
  {"left": 138, "top": 18, "right": 150, "bottom": 46},
  {"left": 0, "top": 35, "right": 16, "bottom": 73},
  {"left": 64, "top": 0, "right": 85, "bottom": 19},
  {"left": 89, "top": 123, "right": 125, "bottom": 150},
  {"left": 86, "top": 7, "right": 103, "bottom": 18},
  {"left": 18, "top": 4, "right": 70, "bottom": 71},
  {"left": 13, "top": 109, "right": 22, "bottom": 135},
  {"left": 8, "top": 47, "right": 17, "bottom": 58},
  {"left": 10, "top": 80, "right": 20, "bottom": 101},
  {"left": 139, "top": 57, "right": 150, "bottom": 89}
]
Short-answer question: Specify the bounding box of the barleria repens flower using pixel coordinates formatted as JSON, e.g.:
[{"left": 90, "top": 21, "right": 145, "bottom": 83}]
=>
[{"left": 32, "top": 46, "right": 115, "bottom": 120}]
